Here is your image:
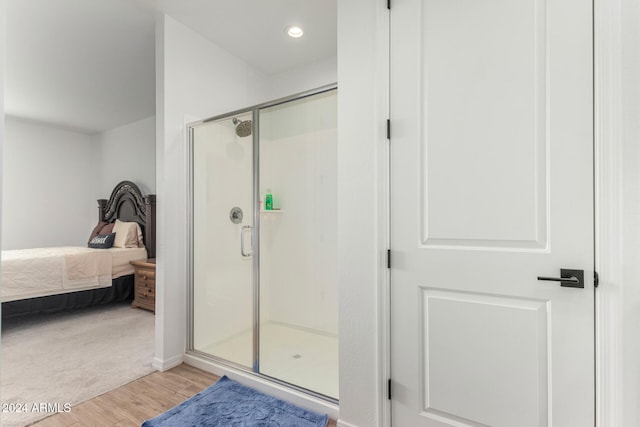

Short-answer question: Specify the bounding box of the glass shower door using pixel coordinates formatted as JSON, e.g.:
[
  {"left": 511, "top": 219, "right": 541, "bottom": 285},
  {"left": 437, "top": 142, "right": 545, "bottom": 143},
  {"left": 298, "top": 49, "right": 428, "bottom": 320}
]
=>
[
  {"left": 191, "top": 112, "right": 255, "bottom": 368},
  {"left": 189, "top": 86, "right": 338, "bottom": 401},
  {"left": 258, "top": 89, "right": 339, "bottom": 399}
]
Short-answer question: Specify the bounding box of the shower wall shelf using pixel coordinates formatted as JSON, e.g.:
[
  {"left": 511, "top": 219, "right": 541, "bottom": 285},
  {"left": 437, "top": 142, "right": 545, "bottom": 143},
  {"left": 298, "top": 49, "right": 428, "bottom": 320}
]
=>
[{"left": 260, "top": 210, "right": 285, "bottom": 213}]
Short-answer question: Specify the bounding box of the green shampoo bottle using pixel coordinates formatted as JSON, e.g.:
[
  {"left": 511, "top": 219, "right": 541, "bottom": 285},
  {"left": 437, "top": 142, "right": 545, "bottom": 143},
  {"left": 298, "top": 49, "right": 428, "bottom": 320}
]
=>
[{"left": 265, "top": 189, "right": 273, "bottom": 210}]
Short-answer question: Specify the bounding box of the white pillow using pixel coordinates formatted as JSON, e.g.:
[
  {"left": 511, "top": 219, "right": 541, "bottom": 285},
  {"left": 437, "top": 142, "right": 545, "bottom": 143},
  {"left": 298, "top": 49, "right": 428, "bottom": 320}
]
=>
[
  {"left": 113, "top": 219, "right": 144, "bottom": 248},
  {"left": 135, "top": 223, "right": 145, "bottom": 248}
]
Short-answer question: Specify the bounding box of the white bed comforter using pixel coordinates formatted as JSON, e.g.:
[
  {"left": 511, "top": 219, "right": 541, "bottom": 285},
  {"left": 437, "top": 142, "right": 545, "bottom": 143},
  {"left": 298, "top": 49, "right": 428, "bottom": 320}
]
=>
[{"left": 1, "top": 247, "right": 113, "bottom": 302}]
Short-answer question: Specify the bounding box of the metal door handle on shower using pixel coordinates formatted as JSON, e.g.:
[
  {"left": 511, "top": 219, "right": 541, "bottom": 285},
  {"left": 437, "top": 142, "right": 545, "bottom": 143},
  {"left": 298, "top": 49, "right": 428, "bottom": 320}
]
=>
[{"left": 240, "top": 225, "right": 252, "bottom": 258}]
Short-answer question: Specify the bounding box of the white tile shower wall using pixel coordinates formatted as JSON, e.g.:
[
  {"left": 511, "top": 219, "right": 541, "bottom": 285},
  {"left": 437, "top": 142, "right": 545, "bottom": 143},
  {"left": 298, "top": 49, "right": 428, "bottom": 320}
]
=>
[
  {"left": 259, "top": 92, "right": 338, "bottom": 335},
  {"left": 260, "top": 132, "right": 338, "bottom": 334}
]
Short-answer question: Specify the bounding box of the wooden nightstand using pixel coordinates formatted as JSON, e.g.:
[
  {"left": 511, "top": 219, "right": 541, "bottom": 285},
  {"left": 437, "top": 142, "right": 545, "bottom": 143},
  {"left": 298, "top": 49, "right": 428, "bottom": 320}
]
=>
[{"left": 130, "top": 258, "right": 156, "bottom": 313}]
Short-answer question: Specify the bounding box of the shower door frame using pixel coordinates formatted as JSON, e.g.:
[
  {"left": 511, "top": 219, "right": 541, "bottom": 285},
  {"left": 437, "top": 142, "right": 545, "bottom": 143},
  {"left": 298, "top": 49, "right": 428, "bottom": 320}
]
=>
[{"left": 186, "top": 83, "right": 338, "bottom": 403}]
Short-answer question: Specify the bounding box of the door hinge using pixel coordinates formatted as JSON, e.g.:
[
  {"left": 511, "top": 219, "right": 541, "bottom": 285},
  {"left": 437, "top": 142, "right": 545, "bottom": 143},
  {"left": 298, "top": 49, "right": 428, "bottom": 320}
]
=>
[
  {"left": 386, "top": 119, "right": 391, "bottom": 139},
  {"left": 387, "top": 249, "right": 391, "bottom": 269},
  {"left": 388, "top": 378, "right": 392, "bottom": 399},
  {"left": 594, "top": 271, "right": 599, "bottom": 288}
]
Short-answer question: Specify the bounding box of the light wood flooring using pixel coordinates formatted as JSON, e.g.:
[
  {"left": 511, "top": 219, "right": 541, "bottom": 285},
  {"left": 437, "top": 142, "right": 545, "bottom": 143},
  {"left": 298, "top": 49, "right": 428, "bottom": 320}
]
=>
[{"left": 31, "top": 364, "right": 337, "bottom": 427}]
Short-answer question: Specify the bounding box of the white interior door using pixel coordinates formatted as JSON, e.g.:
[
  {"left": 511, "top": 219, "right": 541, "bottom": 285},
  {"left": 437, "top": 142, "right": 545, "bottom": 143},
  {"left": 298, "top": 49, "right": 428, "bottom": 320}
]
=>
[{"left": 389, "top": 0, "right": 594, "bottom": 426}]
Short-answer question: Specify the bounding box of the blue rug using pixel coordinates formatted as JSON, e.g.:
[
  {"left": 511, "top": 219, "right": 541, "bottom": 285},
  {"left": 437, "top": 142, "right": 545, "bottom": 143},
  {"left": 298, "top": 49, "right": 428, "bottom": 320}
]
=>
[{"left": 141, "top": 375, "right": 329, "bottom": 427}]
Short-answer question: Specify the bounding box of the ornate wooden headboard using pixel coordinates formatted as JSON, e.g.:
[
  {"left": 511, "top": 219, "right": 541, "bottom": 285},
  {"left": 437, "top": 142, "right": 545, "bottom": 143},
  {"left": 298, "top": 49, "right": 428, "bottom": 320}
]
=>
[{"left": 96, "top": 181, "right": 156, "bottom": 259}]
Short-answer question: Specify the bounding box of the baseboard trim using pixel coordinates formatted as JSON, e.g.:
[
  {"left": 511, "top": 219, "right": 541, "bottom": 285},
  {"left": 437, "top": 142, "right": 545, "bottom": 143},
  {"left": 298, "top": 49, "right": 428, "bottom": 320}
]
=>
[
  {"left": 184, "top": 353, "right": 339, "bottom": 420},
  {"left": 337, "top": 420, "right": 358, "bottom": 427},
  {"left": 152, "top": 354, "right": 184, "bottom": 371}
]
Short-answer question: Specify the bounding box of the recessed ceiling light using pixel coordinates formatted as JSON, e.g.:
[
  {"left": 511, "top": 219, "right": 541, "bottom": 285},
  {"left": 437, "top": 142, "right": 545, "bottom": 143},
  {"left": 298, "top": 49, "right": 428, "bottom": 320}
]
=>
[{"left": 287, "top": 26, "right": 304, "bottom": 38}]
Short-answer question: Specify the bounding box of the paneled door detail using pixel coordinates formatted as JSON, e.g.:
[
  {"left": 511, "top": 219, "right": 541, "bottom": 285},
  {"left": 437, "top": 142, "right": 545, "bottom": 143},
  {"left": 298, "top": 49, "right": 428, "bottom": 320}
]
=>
[{"left": 390, "top": 0, "right": 594, "bottom": 425}]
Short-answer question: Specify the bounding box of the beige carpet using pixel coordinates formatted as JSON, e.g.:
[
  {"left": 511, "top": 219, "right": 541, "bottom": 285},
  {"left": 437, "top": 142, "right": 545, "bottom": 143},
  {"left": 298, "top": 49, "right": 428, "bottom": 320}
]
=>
[{"left": 1, "top": 302, "right": 155, "bottom": 427}]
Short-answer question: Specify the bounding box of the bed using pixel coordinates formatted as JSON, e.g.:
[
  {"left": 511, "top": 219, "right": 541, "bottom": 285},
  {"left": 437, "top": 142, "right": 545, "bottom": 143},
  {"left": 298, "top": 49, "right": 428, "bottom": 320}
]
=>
[{"left": 1, "top": 181, "right": 156, "bottom": 318}]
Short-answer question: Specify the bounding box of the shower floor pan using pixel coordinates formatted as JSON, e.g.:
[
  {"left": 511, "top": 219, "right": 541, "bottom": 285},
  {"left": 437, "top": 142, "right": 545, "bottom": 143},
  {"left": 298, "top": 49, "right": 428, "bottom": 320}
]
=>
[{"left": 200, "top": 322, "right": 339, "bottom": 399}]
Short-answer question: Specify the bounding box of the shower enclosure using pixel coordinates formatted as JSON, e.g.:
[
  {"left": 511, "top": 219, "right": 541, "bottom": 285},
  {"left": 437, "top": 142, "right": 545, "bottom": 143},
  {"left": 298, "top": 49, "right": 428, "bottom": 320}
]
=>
[{"left": 188, "top": 86, "right": 338, "bottom": 400}]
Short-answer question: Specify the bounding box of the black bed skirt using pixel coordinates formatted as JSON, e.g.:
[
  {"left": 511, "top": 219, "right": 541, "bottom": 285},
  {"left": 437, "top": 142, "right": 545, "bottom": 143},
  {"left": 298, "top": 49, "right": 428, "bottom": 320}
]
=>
[{"left": 1, "top": 275, "right": 134, "bottom": 319}]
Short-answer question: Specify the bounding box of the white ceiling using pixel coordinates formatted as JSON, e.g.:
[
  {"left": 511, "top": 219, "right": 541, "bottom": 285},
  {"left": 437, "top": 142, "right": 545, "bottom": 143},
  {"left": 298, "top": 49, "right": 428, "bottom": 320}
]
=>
[
  {"left": 4, "top": 0, "right": 337, "bottom": 134},
  {"left": 126, "top": 0, "right": 337, "bottom": 75}
]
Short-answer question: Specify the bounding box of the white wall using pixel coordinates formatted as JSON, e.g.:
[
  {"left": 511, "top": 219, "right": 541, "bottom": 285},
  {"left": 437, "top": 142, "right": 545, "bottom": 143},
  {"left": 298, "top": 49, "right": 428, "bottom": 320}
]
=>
[
  {"left": 269, "top": 56, "right": 337, "bottom": 100},
  {"left": 1, "top": 0, "right": 5, "bottom": 285},
  {"left": 337, "top": 1, "right": 388, "bottom": 426},
  {"left": 97, "top": 115, "right": 156, "bottom": 196},
  {"left": 1, "top": 115, "right": 155, "bottom": 250},
  {"left": 2, "top": 117, "right": 98, "bottom": 249},
  {"left": 621, "top": 0, "right": 640, "bottom": 424}
]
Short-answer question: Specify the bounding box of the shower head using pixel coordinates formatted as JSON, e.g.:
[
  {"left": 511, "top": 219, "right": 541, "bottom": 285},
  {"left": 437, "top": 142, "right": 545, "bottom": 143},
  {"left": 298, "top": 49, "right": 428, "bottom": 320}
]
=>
[{"left": 232, "top": 117, "right": 252, "bottom": 138}]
